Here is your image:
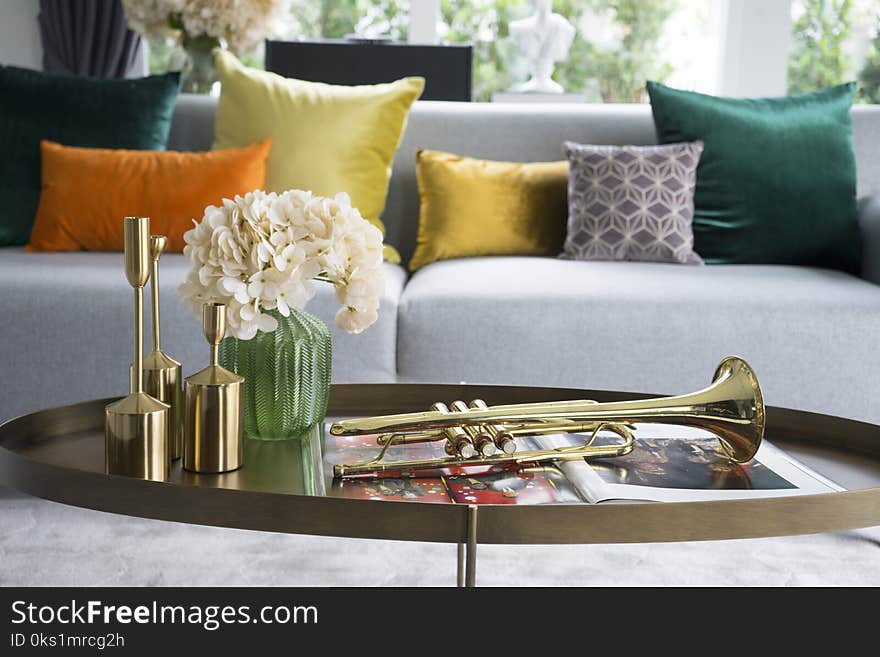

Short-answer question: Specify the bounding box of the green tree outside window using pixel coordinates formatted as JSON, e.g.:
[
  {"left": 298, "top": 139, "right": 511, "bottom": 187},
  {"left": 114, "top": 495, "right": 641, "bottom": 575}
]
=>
[
  {"left": 290, "top": 0, "right": 410, "bottom": 40},
  {"left": 859, "top": 16, "right": 880, "bottom": 103},
  {"left": 788, "top": 0, "right": 853, "bottom": 94},
  {"left": 788, "top": 0, "right": 880, "bottom": 103}
]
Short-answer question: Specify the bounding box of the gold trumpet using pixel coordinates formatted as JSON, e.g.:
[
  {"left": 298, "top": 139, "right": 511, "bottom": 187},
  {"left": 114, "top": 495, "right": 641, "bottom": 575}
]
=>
[{"left": 331, "top": 356, "right": 764, "bottom": 478}]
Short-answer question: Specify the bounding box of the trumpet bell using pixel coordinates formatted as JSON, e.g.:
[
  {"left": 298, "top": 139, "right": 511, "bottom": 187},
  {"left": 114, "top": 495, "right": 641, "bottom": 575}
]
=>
[{"left": 704, "top": 356, "right": 764, "bottom": 463}]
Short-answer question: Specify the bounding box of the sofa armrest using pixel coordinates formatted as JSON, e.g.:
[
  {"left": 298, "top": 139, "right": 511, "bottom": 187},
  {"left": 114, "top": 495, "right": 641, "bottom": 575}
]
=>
[{"left": 860, "top": 195, "right": 880, "bottom": 285}]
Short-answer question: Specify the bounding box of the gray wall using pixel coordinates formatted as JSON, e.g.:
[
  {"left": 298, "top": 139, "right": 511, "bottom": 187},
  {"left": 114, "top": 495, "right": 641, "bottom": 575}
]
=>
[{"left": 0, "top": 0, "right": 41, "bottom": 69}]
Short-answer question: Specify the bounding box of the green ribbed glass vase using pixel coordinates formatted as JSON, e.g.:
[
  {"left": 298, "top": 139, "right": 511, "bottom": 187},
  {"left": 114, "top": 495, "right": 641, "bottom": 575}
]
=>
[{"left": 219, "top": 308, "right": 331, "bottom": 440}]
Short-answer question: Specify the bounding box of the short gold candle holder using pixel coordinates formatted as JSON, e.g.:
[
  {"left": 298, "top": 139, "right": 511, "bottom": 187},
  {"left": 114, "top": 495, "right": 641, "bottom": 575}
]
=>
[
  {"left": 184, "top": 303, "right": 244, "bottom": 474},
  {"left": 139, "top": 235, "right": 183, "bottom": 461},
  {"left": 106, "top": 217, "right": 170, "bottom": 481}
]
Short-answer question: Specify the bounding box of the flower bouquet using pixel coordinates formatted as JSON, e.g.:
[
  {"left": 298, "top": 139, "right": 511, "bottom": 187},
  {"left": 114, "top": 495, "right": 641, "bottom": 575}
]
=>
[
  {"left": 123, "top": 0, "right": 289, "bottom": 93},
  {"left": 179, "top": 189, "right": 384, "bottom": 439}
]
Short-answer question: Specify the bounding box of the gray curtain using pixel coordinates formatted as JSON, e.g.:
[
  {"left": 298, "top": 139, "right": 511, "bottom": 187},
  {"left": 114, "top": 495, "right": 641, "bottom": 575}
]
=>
[{"left": 39, "top": 0, "right": 142, "bottom": 78}]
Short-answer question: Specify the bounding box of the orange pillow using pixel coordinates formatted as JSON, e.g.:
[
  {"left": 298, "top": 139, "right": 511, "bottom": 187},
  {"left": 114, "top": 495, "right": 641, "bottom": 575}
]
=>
[{"left": 26, "top": 139, "right": 271, "bottom": 252}]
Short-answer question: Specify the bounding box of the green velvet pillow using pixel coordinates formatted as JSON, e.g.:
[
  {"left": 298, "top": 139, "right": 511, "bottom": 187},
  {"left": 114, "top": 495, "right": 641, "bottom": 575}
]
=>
[
  {"left": 0, "top": 66, "right": 180, "bottom": 246},
  {"left": 647, "top": 81, "right": 860, "bottom": 273}
]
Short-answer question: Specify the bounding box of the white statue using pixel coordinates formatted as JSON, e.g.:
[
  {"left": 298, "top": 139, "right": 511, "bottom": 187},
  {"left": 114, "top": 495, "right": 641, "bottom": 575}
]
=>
[{"left": 509, "top": 0, "right": 576, "bottom": 94}]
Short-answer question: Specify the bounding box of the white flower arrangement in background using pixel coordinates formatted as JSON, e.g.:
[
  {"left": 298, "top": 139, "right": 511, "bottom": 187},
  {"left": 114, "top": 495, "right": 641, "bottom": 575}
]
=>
[
  {"left": 178, "top": 190, "right": 384, "bottom": 340},
  {"left": 122, "top": 0, "right": 289, "bottom": 55}
]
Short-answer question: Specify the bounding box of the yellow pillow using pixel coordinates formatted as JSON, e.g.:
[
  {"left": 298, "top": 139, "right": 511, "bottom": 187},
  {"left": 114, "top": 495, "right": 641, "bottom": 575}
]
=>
[
  {"left": 410, "top": 150, "right": 569, "bottom": 271},
  {"left": 213, "top": 50, "right": 424, "bottom": 263}
]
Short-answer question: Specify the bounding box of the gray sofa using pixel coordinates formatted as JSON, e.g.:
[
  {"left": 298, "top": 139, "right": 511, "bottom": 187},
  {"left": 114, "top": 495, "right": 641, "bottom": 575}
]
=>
[{"left": 2, "top": 95, "right": 880, "bottom": 426}]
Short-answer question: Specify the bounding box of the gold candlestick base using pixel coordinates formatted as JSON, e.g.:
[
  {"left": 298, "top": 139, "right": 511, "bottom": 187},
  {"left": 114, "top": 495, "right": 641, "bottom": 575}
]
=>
[
  {"left": 184, "top": 366, "right": 244, "bottom": 473},
  {"left": 106, "top": 390, "right": 169, "bottom": 481},
  {"left": 184, "top": 303, "right": 244, "bottom": 474},
  {"left": 142, "top": 351, "right": 183, "bottom": 461}
]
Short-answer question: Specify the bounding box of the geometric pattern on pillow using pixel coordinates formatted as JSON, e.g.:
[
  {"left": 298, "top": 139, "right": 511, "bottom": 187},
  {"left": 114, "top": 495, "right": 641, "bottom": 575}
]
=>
[{"left": 561, "top": 141, "right": 704, "bottom": 264}]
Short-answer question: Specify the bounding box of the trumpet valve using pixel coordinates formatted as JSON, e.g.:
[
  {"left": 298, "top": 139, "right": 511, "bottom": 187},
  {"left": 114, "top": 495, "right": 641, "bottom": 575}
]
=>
[
  {"left": 473, "top": 431, "right": 497, "bottom": 457},
  {"left": 443, "top": 429, "right": 477, "bottom": 459},
  {"left": 450, "top": 400, "right": 494, "bottom": 458},
  {"left": 467, "top": 399, "right": 517, "bottom": 455},
  {"left": 456, "top": 440, "right": 477, "bottom": 459},
  {"left": 433, "top": 402, "right": 476, "bottom": 459},
  {"left": 496, "top": 430, "right": 517, "bottom": 455}
]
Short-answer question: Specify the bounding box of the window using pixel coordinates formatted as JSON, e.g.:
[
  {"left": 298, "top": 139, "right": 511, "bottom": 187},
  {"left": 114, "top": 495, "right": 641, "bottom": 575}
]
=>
[
  {"left": 443, "top": 0, "right": 722, "bottom": 102},
  {"left": 290, "top": 0, "right": 410, "bottom": 40},
  {"left": 146, "top": 1, "right": 880, "bottom": 104},
  {"left": 788, "top": 0, "right": 880, "bottom": 103},
  {"left": 287, "top": 0, "right": 721, "bottom": 102}
]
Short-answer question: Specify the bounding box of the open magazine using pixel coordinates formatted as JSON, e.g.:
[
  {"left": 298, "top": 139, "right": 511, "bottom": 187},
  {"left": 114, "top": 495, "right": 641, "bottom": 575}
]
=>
[
  {"left": 323, "top": 423, "right": 841, "bottom": 505},
  {"left": 532, "top": 425, "right": 841, "bottom": 503}
]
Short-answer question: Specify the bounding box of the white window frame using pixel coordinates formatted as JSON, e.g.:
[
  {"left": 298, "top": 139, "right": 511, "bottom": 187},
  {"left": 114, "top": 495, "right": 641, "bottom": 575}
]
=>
[
  {"left": 408, "top": 0, "right": 440, "bottom": 44},
  {"left": 717, "top": 0, "right": 792, "bottom": 97}
]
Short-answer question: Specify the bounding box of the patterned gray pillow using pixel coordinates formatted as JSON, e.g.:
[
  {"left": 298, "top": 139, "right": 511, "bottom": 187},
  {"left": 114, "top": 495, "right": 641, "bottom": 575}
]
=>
[{"left": 561, "top": 141, "right": 704, "bottom": 264}]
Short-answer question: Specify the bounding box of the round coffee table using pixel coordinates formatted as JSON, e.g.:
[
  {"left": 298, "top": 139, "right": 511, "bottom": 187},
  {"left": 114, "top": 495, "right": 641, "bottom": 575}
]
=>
[{"left": 2, "top": 383, "right": 879, "bottom": 586}]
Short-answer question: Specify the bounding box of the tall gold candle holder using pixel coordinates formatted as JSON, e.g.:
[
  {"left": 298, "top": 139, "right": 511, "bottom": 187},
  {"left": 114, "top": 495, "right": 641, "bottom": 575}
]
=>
[
  {"left": 184, "top": 303, "right": 244, "bottom": 474},
  {"left": 105, "top": 217, "right": 170, "bottom": 481},
  {"left": 139, "top": 235, "right": 183, "bottom": 461}
]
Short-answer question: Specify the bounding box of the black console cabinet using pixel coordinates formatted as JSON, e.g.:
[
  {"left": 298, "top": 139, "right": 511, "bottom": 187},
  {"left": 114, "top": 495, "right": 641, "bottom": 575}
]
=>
[{"left": 265, "top": 39, "right": 473, "bottom": 101}]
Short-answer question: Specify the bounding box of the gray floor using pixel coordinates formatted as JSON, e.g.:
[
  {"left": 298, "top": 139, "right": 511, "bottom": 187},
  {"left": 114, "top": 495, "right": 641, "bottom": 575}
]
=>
[{"left": 1, "top": 487, "right": 878, "bottom": 586}]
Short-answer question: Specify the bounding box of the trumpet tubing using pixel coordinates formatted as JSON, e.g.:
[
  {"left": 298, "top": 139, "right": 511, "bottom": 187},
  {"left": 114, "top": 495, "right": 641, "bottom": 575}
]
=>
[{"left": 330, "top": 357, "right": 765, "bottom": 478}]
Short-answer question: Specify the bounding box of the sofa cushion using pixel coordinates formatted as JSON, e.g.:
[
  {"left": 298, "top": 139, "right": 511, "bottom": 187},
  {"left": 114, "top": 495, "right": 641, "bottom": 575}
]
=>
[
  {"left": 562, "top": 140, "right": 704, "bottom": 264},
  {"left": 0, "top": 66, "right": 180, "bottom": 247},
  {"left": 27, "top": 139, "right": 270, "bottom": 253},
  {"left": 398, "top": 257, "right": 880, "bottom": 423},
  {"left": 648, "top": 81, "right": 861, "bottom": 273},
  {"left": 164, "top": 96, "right": 880, "bottom": 268},
  {"left": 0, "top": 248, "right": 405, "bottom": 421},
  {"left": 410, "top": 149, "right": 568, "bottom": 271},
  {"left": 213, "top": 50, "right": 423, "bottom": 263}
]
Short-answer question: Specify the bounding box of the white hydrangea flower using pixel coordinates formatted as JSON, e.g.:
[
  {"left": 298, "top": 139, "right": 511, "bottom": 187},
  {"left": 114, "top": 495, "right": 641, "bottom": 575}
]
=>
[
  {"left": 178, "top": 189, "right": 385, "bottom": 340},
  {"left": 123, "top": 0, "right": 289, "bottom": 55},
  {"left": 122, "top": 1, "right": 186, "bottom": 39}
]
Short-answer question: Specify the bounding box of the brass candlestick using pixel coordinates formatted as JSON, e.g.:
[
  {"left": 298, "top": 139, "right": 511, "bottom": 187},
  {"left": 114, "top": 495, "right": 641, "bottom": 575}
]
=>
[
  {"left": 184, "top": 303, "right": 244, "bottom": 474},
  {"left": 140, "top": 235, "right": 183, "bottom": 461},
  {"left": 105, "top": 217, "right": 170, "bottom": 481}
]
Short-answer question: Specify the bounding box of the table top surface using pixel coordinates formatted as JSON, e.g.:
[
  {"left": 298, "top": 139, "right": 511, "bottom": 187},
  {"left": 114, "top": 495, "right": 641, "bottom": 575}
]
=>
[{"left": 2, "top": 383, "right": 880, "bottom": 545}]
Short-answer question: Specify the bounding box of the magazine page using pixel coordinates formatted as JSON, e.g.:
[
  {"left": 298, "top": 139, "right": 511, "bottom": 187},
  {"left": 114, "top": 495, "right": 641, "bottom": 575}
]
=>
[
  {"left": 533, "top": 426, "right": 842, "bottom": 504},
  {"left": 323, "top": 425, "right": 583, "bottom": 505}
]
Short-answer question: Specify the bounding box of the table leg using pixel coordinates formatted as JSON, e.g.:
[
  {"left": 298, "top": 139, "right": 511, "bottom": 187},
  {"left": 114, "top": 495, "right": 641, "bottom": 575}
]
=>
[
  {"left": 465, "top": 505, "right": 478, "bottom": 587},
  {"left": 456, "top": 543, "right": 465, "bottom": 587},
  {"left": 456, "top": 505, "right": 479, "bottom": 587}
]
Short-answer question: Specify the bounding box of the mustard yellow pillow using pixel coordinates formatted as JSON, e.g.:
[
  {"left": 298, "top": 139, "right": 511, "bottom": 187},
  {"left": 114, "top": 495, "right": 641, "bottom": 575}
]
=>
[
  {"left": 410, "top": 150, "right": 569, "bottom": 271},
  {"left": 213, "top": 50, "right": 424, "bottom": 263}
]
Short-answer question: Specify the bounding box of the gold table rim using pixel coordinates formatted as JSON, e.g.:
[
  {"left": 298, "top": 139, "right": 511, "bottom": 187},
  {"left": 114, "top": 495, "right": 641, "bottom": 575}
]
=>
[{"left": 1, "top": 383, "right": 879, "bottom": 546}]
